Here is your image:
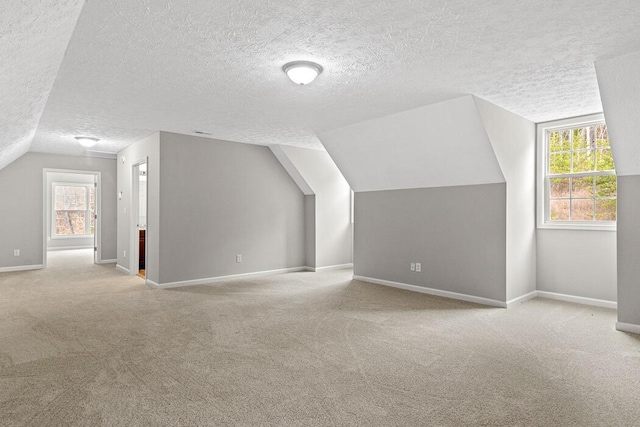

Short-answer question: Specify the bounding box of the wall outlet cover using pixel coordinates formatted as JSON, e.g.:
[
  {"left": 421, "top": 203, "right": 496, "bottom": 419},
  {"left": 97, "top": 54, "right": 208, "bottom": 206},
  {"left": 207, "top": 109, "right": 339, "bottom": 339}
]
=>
[
  {"left": 416, "top": 263, "right": 421, "bottom": 272},
  {"left": 13, "top": 249, "right": 20, "bottom": 256},
  {"left": 410, "top": 262, "right": 415, "bottom": 271}
]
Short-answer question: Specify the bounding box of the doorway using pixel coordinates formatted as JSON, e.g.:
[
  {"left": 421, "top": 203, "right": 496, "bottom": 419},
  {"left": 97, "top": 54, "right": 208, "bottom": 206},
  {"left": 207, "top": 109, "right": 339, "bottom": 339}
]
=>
[
  {"left": 131, "top": 161, "right": 147, "bottom": 279},
  {"left": 43, "top": 169, "right": 101, "bottom": 268}
]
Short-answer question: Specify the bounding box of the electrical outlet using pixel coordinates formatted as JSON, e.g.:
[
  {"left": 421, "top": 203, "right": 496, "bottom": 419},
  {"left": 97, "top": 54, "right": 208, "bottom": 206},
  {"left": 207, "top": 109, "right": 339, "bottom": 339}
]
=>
[
  {"left": 236, "top": 254, "right": 242, "bottom": 263},
  {"left": 124, "top": 250, "right": 127, "bottom": 258},
  {"left": 410, "top": 262, "right": 415, "bottom": 271},
  {"left": 13, "top": 249, "right": 20, "bottom": 256},
  {"left": 415, "top": 263, "right": 421, "bottom": 272}
]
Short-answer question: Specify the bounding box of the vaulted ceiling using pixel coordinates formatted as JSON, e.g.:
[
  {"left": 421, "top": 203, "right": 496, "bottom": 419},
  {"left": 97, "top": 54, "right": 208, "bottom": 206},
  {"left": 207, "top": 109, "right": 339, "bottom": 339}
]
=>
[{"left": 2, "top": 0, "right": 640, "bottom": 169}]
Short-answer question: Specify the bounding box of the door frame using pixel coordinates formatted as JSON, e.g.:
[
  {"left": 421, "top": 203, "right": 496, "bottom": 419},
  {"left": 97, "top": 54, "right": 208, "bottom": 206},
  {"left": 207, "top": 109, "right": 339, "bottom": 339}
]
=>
[
  {"left": 130, "top": 158, "right": 148, "bottom": 282},
  {"left": 42, "top": 168, "right": 102, "bottom": 267}
]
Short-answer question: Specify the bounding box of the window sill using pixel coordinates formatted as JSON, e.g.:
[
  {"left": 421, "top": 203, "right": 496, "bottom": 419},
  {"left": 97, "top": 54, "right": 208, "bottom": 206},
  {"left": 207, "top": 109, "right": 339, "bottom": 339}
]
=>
[
  {"left": 51, "top": 234, "right": 95, "bottom": 240},
  {"left": 537, "top": 222, "right": 616, "bottom": 232}
]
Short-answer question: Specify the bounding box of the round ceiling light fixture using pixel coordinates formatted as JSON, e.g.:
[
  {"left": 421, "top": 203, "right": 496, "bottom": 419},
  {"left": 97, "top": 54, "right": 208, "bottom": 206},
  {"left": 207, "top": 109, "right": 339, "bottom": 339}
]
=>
[
  {"left": 283, "top": 61, "right": 323, "bottom": 85},
  {"left": 75, "top": 136, "right": 99, "bottom": 148}
]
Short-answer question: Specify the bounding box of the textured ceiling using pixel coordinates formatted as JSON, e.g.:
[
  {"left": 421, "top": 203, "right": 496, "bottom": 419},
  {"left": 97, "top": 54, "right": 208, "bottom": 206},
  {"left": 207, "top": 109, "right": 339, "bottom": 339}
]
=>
[
  {"left": 16, "top": 0, "right": 640, "bottom": 158},
  {"left": 0, "top": 0, "right": 85, "bottom": 169}
]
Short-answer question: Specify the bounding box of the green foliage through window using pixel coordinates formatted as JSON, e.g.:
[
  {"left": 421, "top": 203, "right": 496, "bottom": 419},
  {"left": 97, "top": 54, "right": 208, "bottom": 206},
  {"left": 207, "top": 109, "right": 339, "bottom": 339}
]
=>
[{"left": 547, "top": 123, "right": 616, "bottom": 222}]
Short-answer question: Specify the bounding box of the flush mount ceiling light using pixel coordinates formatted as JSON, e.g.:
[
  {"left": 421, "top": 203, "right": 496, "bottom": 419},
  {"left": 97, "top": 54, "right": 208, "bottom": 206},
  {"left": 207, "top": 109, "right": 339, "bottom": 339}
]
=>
[
  {"left": 283, "top": 61, "right": 323, "bottom": 85},
  {"left": 74, "top": 136, "right": 99, "bottom": 148}
]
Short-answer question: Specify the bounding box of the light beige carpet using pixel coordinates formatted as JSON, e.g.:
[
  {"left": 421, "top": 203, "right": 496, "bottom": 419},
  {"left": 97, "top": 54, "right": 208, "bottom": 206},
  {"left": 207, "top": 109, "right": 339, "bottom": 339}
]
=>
[{"left": 1, "top": 250, "right": 639, "bottom": 426}]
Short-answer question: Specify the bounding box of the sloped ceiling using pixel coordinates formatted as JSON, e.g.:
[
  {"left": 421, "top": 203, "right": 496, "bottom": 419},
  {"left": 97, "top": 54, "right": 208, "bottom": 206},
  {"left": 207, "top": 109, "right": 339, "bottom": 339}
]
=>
[
  {"left": 270, "top": 145, "right": 315, "bottom": 195},
  {"left": 0, "top": 0, "right": 85, "bottom": 170},
  {"left": 319, "top": 96, "right": 504, "bottom": 192},
  {"left": 595, "top": 49, "right": 640, "bottom": 176},
  {"left": 4, "top": 1, "right": 640, "bottom": 168},
  {"left": 270, "top": 144, "right": 345, "bottom": 196}
]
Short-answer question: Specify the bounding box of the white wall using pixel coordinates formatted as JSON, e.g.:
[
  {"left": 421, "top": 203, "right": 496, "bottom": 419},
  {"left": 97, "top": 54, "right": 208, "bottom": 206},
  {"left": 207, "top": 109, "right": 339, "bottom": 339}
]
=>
[
  {"left": 319, "top": 95, "right": 505, "bottom": 192},
  {"left": 271, "top": 145, "right": 352, "bottom": 269},
  {"left": 0, "top": 152, "right": 117, "bottom": 269},
  {"left": 474, "top": 97, "right": 537, "bottom": 301},
  {"left": 46, "top": 172, "right": 95, "bottom": 250},
  {"left": 536, "top": 230, "right": 616, "bottom": 302},
  {"left": 116, "top": 133, "right": 160, "bottom": 281}
]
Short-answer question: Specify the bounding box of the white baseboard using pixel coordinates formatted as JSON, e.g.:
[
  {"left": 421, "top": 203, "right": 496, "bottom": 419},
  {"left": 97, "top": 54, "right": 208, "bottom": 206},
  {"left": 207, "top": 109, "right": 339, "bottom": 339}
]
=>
[
  {"left": 536, "top": 291, "right": 617, "bottom": 309},
  {"left": 96, "top": 259, "right": 116, "bottom": 264},
  {"left": 0, "top": 264, "right": 44, "bottom": 273},
  {"left": 507, "top": 291, "right": 538, "bottom": 307},
  {"left": 353, "top": 275, "right": 507, "bottom": 308},
  {"left": 148, "top": 266, "right": 307, "bottom": 289},
  {"left": 146, "top": 279, "right": 160, "bottom": 288},
  {"left": 47, "top": 245, "right": 92, "bottom": 251},
  {"left": 306, "top": 263, "right": 354, "bottom": 273},
  {"left": 115, "top": 264, "right": 130, "bottom": 275},
  {"left": 616, "top": 322, "right": 640, "bottom": 335}
]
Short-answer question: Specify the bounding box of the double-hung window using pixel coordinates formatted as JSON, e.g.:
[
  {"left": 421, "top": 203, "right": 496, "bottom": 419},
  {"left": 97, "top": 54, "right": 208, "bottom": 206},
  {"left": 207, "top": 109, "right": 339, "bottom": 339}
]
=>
[
  {"left": 537, "top": 113, "right": 616, "bottom": 230},
  {"left": 52, "top": 183, "right": 96, "bottom": 237}
]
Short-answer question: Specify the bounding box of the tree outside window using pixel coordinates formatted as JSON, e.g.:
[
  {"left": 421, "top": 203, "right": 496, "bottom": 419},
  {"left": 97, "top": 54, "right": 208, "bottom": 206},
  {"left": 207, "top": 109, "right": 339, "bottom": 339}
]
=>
[
  {"left": 53, "top": 184, "right": 95, "bottom": 236},
  {"left": 546, "top": 123, "right": 616, "bottom": 223}
]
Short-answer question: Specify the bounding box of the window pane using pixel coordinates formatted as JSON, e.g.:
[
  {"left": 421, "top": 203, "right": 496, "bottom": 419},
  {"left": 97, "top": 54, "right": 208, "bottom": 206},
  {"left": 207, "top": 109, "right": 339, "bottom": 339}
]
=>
[
  {"left": 550, "top": 178, "right": 569, "bottom": 198},
  {"left": 55, "top": 211, "right": 86, "bottom": 235},
  {"left": 595, "top": 199, "right": 617, "bottom": 221},
  {"left": 596, "top": 176, "right": 617, "bottom": 198},
  {"left": 55, "top": 186, "right": 87, "bottom": 210},
  {"left": 596, "top": 148, "right": 615, "bottom": 171},
  {"left": 572, "top": 128, "right": 590, "bottom": 150},
  {"left": 550, "top": 200, "right": 569, "bottom": 221},
  {"left": 572, "top": 150, "right": 595, "bottom": 173},
  {"left": 549, "top": 153, "right": 571, "bottom": 174},
  {"left": 549, "top": 130, "right": 570, "bottom": 152},
  {"left": 571, "top": 176, "right": 593, "bottom": 198},
  {"left": 571, "top": 199, "right": 594, "bottom": 221},
  {"left": 596, "top": 124, "right": 610, "bottom": 148},
  {"left": 544, "top": 122, "right": 615, "bottom": 225}
]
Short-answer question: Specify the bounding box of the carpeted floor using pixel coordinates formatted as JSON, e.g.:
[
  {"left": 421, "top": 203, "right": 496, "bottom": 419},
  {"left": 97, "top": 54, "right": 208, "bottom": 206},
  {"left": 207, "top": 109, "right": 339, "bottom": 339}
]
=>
[{"left": 1, "top": 249, "right": 639, "bottom": 426}]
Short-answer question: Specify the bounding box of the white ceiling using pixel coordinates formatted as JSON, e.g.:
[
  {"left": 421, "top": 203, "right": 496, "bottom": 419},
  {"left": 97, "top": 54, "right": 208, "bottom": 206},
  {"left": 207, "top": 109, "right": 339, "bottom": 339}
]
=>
[
  {"left": 7, "top": 1, "right": 640, "bottom": 163},
  {"left": 0, "top": 0, "right": 85, "bottom": 169}
]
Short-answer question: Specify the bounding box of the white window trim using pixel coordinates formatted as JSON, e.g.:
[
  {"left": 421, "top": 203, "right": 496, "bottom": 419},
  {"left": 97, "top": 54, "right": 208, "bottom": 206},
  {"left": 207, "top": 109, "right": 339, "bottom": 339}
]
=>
[
  {"left": 536, "top": 113, "right": 616, "bottom": 231},
  {"left": 51, "top": 181, "right": 95, "bottom": 239}
]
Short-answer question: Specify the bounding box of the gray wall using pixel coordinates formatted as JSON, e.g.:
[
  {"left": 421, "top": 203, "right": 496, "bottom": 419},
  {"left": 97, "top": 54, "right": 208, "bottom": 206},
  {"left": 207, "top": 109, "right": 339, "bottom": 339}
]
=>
[
  {"left": 158, "top": 132, "right": 305, "bottom": 284},
  {"left": 616, "top": 175, "right": 640, "bottom": 325},
  {"left": 117, "top": 133, "right": 160, "bottom": 282},
  {"left": 537, "top": 230, "right": 617, "bottom": 302},
  {"left": 354, "top": 184, "right": 507, "bottom": 302},
  {"left": 0, "top": 152, "right": 117, "bottom": 269},
  {"left": 304, "top": 195, "right": 316, "bottom": 268}
]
